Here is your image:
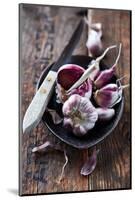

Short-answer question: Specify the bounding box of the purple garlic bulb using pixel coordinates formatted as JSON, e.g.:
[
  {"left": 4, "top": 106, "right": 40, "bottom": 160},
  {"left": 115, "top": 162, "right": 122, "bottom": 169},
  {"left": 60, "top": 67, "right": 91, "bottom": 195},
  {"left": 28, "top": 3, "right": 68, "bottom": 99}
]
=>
[
  {"left": 56, "top": 64, "right": 92, "bottom": 103},
  {"left": 94, "top": 83, "right": 123, "bottom": 108},
  {"left": 62, "top": 94, "right": 98, "bottom": 136}
]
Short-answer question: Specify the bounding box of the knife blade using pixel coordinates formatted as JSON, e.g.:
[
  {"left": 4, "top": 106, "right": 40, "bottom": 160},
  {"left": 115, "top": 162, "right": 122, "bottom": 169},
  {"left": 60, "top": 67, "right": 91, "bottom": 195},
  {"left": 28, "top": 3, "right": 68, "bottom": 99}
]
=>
[{"left": 23, "top": 19, "right": 84, "bottom": 133}]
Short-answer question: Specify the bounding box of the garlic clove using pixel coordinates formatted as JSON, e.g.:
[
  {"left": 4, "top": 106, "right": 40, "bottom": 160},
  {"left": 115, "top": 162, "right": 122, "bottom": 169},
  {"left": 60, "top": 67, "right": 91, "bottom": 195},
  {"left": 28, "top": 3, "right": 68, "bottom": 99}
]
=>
[
  {"left": 86, "top": 21, "right": 103, "bottom": 57},
  {"left": 94, "top": 66, "right": 115, "bottom": 89},
  {"left": 81, "top": 147, "right": 99, "bottom": 176},
  {"left": 94, "top": 81, "right": 129, "bottom": 108},
  {"left": 86, "top": 30, "right": 103, "bottom": 57},
  {"left": 96, "top": 108, "right": 115, "bottom": 120},
  {"left": 94, "top": 43, "right": 122, "bottom": 89},
  {"left": 73, "top": 125, "right": 87, "bottom": 137},
  {"left": 62, "top": 94, "right": 79, "bottom": 115},
  {"left": 94, "top": 83, "right": 120, "bottom": 108}
]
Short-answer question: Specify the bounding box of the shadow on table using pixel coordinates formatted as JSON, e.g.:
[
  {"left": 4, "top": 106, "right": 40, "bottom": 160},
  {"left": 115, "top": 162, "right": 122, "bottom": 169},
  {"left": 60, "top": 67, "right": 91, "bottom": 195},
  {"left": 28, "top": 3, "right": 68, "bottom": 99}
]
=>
[{"left": 7, "top": 188, "right": 18, "bottom": 196}]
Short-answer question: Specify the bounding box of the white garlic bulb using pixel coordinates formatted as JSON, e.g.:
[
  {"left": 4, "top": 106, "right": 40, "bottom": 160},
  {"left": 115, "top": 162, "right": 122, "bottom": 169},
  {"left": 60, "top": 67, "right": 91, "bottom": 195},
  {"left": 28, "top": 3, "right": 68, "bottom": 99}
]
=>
[{"left": 62, "top": 94, "right": 98, "bottom": 136}]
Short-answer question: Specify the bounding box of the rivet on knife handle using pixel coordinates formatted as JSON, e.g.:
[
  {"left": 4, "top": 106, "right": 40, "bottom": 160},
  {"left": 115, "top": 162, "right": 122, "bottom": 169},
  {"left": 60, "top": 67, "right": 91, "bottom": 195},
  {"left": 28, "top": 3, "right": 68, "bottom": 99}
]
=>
[{"left": 23, "top": 70, "right": 57, "bottom": 133}]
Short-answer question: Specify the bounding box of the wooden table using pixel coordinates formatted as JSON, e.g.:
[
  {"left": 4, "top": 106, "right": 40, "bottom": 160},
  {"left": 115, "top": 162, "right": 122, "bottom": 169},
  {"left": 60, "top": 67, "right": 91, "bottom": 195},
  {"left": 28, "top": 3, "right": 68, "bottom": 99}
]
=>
[{"left": 20, "top": 4, "right": 131, "bottom": 195}]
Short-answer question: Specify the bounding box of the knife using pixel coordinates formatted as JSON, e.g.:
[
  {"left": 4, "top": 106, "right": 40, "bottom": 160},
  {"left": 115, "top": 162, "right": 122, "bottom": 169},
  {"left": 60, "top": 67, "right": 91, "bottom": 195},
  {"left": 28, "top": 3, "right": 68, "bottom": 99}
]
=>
[{"left": 23, "top": 19, "right": 84, "bottom": 133}]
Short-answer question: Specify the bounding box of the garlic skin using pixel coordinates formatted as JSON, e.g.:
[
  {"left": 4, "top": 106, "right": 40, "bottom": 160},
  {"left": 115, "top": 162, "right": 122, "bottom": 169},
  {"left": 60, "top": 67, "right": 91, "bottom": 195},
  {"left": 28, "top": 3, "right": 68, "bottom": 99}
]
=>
[
  {"left": 47, "top": 108, "right": 63, "bottom": 124},
  {"left": 62, "top": 94, "right": 98, "bottom": 136},
  {"left": 96, "top": 108, "right": 115, "bottom": 120},
  {"left": 56, "top": 64, "right": 92, "bottom": 103},
  {"left": 86, "top": 23, "right": 103, "bottom": 57},
  {"left": 56, "top": 83, "right": 69, "bottom": 103},
  {"left": 81, "top": 147, "right": 99, "bottom": 176},
  {"left": 94, "top": 83, "right": 122, "bottom": 108},
  {"left": 88, "top": 60, "right": 100, "bottom": 81}
]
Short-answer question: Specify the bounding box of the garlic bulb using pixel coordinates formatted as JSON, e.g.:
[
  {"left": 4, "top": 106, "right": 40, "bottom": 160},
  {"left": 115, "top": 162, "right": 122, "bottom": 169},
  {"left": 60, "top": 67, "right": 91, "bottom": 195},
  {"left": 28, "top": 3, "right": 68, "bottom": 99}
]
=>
[
  {"left": 56, "top": 64, "right": 92, "bottom": 103},
  {"left": 62, "top": 94, "right": 98, "bottom": 136}
]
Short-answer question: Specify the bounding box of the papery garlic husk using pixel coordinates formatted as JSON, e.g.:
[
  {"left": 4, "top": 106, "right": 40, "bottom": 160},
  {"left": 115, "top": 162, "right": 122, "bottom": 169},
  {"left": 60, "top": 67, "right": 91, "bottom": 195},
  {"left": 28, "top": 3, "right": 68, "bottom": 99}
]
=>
[
  {"left": 87, "top": 60, "right": 100, "bottom": 81},
  {"left": 47, "top": 108, "right": 63, "bottom": 124},
  {"left": 32, "top": 141, "right": 52, "bottom": 153},
  {"left": 96, "top": 108, "right": 115, "bottom": 120},
  {"left": 86, "top": 23, "right": 103, "bottom": 57},
  {"left": 56, "top": 64, "right": 92, "bottom": 103},
  {"left": 32, "top": 141, "right": 65, "bottom": 153},
  {"left": 94, "top": 83, "right": 123, "bottom": 108},
  {"left": 62, "top": 94, "right": 98, "bottom": 136}
]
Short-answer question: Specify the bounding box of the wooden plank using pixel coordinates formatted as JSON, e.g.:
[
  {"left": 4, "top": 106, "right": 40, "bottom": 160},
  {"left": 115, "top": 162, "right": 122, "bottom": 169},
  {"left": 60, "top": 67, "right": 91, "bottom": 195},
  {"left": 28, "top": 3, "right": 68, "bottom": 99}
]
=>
[
  {"left": 87, "top": 9, "right": 131, "bottom": 190},
  {"left": 20, "top": 4, "right": 88, "bottom": 195}
]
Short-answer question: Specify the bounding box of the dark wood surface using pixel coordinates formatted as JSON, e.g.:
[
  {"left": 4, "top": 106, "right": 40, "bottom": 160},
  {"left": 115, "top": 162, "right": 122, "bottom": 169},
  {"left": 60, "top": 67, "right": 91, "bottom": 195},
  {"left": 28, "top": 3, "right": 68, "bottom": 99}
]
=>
[
  {"left": 20, "top": 4, "right": 131, "bottom": 195},
  {"left": 87, "top": 9, "right": 131, "bottom": 190}
]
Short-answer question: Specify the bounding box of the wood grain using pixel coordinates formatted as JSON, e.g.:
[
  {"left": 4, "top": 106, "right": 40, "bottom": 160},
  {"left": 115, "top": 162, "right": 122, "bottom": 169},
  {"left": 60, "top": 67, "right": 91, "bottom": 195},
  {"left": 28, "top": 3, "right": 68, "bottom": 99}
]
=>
[
  {"left": 19, "top": 4, "right": 131, "bottom": 195},
  {"left": 88, "top": 9, "right": 131, "bottom": 190},
  {"left": 20, "top": 4, "right": 88, "bottom": 195}
]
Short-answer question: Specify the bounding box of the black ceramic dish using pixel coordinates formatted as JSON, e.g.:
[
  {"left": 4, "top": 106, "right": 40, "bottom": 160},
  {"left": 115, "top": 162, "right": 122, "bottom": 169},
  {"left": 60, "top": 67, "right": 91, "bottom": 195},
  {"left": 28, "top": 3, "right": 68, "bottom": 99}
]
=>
[{"left": 37, "top": 55, "right": 124, "bottom": 149}]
